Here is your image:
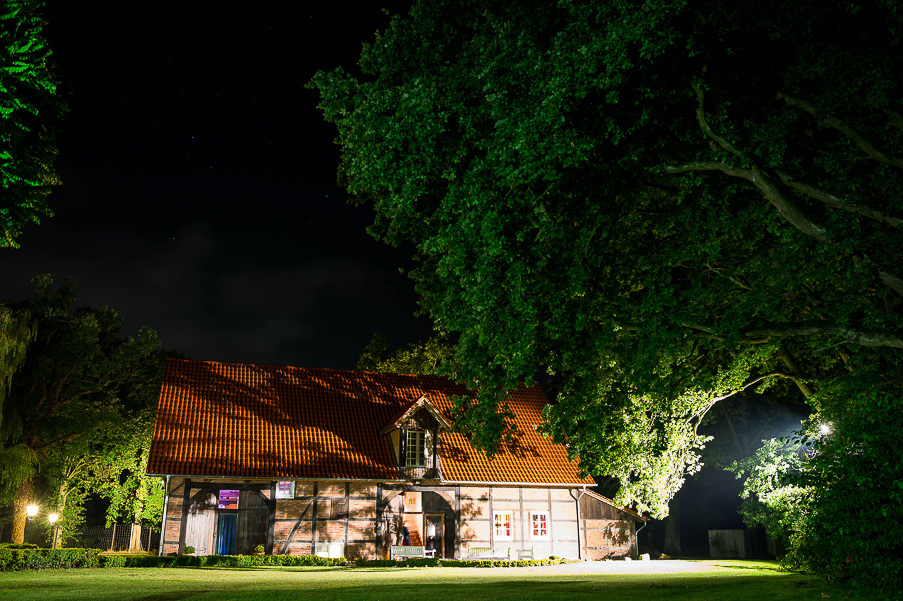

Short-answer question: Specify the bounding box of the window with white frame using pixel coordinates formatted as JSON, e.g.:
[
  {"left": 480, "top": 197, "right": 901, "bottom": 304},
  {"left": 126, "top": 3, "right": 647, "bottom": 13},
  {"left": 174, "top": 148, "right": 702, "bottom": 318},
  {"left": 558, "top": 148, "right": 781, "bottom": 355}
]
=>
[
  {"left": 275, "top": 481, "right": 295, "bottom": 499},
  {"left": 529, "top": 511, "right": 549, "bottom": 539},
  {"left": 406, "top": 430, "right": 425, "bottom": 467},
  {"left": 493, "top": 511, "right": 514, "bottom": 540}
]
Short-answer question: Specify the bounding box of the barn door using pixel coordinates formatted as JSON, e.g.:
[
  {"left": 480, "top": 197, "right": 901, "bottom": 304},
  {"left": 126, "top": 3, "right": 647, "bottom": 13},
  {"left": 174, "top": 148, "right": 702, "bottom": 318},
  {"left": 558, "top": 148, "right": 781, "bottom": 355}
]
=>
[
  {"left": 236, "top": 489, "right": 269, "bottom": 555},
  {"left": 185, "top": 492, "right": 216, "bottom": 556}
]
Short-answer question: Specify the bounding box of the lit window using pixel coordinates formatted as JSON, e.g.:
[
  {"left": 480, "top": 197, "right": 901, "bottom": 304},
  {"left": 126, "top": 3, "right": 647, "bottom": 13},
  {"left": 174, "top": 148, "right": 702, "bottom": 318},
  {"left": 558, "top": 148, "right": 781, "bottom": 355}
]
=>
[
  {"left": 493, "top": 511, "right": 514, "bottom": 540},
  {"left": 530, "top": 512, "right": 549, "bottom": 539},
  {"left": 406, "top": 430, "right": 425, "bottom": 467},
  {"left": 276, "top": 481, "right": 295, "bottom": 499}
]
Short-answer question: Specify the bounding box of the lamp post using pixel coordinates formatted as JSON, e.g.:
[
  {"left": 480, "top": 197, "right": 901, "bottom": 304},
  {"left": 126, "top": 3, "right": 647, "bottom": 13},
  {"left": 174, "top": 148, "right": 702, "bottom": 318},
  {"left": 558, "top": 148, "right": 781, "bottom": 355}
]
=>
[
  {"left": 48, "top": 513, "right": 60, "bottom": 549},
  {"left": 24, "top": 504, "right": 39, "bottom": 546}
]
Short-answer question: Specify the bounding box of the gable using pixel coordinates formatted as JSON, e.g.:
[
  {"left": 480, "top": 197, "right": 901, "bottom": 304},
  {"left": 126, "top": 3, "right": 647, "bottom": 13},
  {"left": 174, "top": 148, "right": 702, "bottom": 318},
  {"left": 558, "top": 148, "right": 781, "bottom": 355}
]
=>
[{"left": 147, "top": 358, "right": 594, "bottom": 486}]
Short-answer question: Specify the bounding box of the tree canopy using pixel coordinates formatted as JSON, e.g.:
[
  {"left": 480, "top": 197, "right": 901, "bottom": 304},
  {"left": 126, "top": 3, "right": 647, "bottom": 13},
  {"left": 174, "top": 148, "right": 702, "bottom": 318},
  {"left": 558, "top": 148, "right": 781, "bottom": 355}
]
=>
[
  {"left": 0, "top": 275, "right": 162, "bottom": 543},
  {"left": 0, "top": 0, "right": 66, "bottom": 247},
  {"left": 313, "top": 0, "right": 903, "bottom": 521}
]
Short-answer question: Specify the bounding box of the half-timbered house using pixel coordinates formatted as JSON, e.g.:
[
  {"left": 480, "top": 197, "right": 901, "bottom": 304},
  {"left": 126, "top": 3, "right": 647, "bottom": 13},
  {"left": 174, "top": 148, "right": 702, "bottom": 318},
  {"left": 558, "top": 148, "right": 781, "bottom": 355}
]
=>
[{"left": 147, "top": 358, "right": 642, "bottom": 560}]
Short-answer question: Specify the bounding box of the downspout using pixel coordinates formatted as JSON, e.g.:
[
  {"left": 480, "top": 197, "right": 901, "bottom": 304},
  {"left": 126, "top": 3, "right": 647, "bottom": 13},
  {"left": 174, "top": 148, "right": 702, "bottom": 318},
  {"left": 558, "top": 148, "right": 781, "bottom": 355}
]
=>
[
  {"left": 634, "top": 517, "right": 648, "bottom": 560},
  {"left": 569, "top": 485, "right": 587, "bottom": 561},
  {"left": 158, "top": 475, "right": 171, "bottom": 556}
]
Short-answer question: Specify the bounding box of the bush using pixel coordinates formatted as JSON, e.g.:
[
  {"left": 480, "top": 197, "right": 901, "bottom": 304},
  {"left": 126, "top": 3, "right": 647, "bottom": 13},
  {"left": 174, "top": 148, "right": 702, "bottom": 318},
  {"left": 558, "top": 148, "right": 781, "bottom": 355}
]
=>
[
  {"left": 98, "top": 553, "right": 346, "bottom": 568},
  {"left": 0, "top": 548, "right": 103, "bottom": 571},
  {"left": 788, "top": 392, "right": 903, "bottom": 592}
]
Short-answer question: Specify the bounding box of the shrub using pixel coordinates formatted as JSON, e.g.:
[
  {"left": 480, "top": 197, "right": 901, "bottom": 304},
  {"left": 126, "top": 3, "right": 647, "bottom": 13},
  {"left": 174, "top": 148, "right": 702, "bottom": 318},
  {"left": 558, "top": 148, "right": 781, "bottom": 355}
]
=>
[{"left": 0, "top": 548, "right": 103, "bottom": 571}]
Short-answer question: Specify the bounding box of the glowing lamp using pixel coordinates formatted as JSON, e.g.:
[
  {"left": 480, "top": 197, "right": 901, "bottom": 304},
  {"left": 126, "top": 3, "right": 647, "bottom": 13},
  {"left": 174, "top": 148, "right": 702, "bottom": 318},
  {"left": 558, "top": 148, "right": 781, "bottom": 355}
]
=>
[
  {"left": 26, "top": 505, "right": 39, "bottom": 521},
  {"left": 48, "top": 513, "right": 59, "bottom": 525}
]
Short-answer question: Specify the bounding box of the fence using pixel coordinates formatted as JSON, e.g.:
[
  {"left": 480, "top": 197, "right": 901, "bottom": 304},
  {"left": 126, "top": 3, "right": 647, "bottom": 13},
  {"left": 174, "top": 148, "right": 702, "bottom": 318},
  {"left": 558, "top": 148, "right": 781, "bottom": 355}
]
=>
[{"left": 20, "top": 523, "right": 159, "bottom": 552}]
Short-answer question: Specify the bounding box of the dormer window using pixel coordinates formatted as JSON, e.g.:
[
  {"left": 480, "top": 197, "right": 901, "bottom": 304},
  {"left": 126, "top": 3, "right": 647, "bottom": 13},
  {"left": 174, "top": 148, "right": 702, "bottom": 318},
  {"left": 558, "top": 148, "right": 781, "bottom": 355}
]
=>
[
  {"left": 381, "top": 395, "right": 453, "bottom": 480},
  {"left": 406, "top": 430, "right": 426, "bottom": 467}
]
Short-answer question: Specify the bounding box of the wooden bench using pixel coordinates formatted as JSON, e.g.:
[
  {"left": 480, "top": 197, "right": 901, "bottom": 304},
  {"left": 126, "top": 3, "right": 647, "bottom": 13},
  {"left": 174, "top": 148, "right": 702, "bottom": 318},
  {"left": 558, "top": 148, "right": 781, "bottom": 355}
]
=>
[
  {"left": 466, "top": 546, "right": 510, "bottom": 560},
  {"left": 390, "top": 545, "right": 436, "bottom": 560}
]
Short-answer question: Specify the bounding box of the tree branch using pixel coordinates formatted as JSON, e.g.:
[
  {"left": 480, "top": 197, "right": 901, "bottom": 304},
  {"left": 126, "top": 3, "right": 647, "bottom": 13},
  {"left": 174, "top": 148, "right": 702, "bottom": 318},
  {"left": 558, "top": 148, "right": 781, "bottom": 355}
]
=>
[
  {"left": 778, "top": 345, "right": 814, "bottom": 397},
  {"left": 779, "top": 92, "right": 903, "bottom": 170},
  {"left": 776, "top": 171, "right": 903, "bottom": 230},
  {"left": 693, "top": 84, "right": 743, "bottom": 158},
  {"left": 745, "top": 321, "right": 903, "bottom": 348},
  {"left": 662, "top": 162, "right": 828, "bottom": 241}
]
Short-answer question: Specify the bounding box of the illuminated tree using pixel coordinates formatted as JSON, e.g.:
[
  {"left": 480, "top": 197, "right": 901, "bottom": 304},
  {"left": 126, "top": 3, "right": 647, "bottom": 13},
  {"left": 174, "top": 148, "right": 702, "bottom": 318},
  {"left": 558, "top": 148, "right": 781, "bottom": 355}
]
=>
[
  {"left": 0, "top": 0, "right": 66, "bottom": 247},
  {"left": 313, "top": 0, "right": 902, "bottom": 520},
  {"left": 0, "top": 276, "right": 161, "bottom": 543}
]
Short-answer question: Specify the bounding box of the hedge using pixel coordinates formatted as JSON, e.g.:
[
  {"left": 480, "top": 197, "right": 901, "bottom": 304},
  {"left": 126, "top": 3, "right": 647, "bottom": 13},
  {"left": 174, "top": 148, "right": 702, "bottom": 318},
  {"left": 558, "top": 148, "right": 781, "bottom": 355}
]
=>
[
  {"left": 354, "top": 557, "right": 572, "bottom": 568},
  {"left": 0, "top": 548, "right": 103, "bottom": 571},
  {"left": 2, "top": 549, "right": 573, "bottom": 571},
  {"left": 99, "top": 554, "right": 347, "bottom": 568}
]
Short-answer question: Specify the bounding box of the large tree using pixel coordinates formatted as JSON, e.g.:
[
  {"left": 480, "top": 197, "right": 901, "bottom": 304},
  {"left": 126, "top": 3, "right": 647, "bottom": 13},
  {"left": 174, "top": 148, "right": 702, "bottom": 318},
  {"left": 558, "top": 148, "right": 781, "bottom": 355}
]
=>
[
  {"left": 0, "top": 275, "right": 161, "bottom": 543},
  {"left": 313, "top": 0, "right": 903, "bottom": 520},
  {"left": 0, "top": 0, "right": 66, "bottom": 247}
]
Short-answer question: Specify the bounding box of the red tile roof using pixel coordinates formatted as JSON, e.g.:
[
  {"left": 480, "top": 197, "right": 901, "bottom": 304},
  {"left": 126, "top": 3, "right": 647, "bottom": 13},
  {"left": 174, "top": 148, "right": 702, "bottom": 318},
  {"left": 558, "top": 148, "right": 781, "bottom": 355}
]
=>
[{"left": 147, "top": 358, "right": 594, "bottom": 486}]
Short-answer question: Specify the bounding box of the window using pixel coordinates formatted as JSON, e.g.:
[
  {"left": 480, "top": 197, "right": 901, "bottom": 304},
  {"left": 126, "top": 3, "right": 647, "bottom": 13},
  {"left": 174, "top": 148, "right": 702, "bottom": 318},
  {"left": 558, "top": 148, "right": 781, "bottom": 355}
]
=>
[
  {"left": 275, "top": 481, "right": 295, "bottom": 499},
  {"left": 331, "top": 498, "right": 348, "bottom": 519},
  {"left": 217, "top": 489, "right": 239, "bottom": 510},
  {"left": 493, "top": 511, "right": 514, "bottom": 540},
  {"left": 530, "top": 512, "right": 549, "bottom": 539},
  {"left": 406, "top": 430, "right": 425, "bottom": 467}
]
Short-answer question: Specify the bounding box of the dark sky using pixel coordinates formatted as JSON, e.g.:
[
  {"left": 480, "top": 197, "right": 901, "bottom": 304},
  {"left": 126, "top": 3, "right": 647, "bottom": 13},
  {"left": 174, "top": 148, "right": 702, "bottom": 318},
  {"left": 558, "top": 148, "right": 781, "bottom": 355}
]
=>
[{"left": 0, "top": 2, "right": 432, "bottom": 369}]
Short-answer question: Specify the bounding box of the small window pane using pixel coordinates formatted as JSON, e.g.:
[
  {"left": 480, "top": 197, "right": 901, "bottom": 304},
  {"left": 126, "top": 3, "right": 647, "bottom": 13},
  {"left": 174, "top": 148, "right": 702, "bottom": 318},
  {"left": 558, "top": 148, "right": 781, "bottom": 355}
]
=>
[{"left": 406, "top": 430, "right": 425, "bottom": 467}]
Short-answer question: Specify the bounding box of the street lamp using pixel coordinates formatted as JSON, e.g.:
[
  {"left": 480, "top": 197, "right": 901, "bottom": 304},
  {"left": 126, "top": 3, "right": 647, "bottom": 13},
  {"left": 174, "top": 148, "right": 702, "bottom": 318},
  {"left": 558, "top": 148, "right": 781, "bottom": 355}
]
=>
[
  {"left": 26, "top": 505, "right": 39, "bottom": 521},
  {"left": 48, "top": 513, "right": 60, "bottom": 550}
]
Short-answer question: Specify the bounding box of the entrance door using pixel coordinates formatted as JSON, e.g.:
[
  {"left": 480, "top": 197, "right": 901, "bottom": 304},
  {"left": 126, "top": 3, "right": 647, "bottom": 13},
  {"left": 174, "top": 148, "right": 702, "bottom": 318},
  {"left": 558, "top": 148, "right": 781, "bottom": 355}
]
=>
[
  {"left": 425, "top": 514, "right": 444, "bottom": 559},
  {"left": 216, "top": 513, "right": 237, "bottom": 555}
]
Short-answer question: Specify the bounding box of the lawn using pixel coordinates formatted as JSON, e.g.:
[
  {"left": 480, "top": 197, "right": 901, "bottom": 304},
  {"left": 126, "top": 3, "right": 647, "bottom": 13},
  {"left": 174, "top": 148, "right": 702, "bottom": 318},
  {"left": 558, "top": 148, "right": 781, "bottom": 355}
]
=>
[{"left": 0, "top": 560, "right": 878, "bottom": 601}]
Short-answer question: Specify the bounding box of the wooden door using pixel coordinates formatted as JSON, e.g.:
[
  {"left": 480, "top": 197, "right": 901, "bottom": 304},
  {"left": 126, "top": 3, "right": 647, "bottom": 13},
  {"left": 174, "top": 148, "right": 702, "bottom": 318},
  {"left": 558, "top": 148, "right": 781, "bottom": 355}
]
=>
[
  {"left": 236, "top": 489, "right": 268, "bottom": 555},
  {"left": 185, "top": 492, "right": 216, "bottom": 555},
  {"left": 425, "top": 514, "right": 444, "bottom": 558}
]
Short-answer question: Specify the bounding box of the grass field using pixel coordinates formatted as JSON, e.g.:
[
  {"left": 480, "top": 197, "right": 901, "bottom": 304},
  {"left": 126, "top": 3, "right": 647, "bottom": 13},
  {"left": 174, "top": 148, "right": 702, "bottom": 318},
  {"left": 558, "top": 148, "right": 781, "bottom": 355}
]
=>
[{"left": 0, "top": 560, "right": 878, "bottom": 601}]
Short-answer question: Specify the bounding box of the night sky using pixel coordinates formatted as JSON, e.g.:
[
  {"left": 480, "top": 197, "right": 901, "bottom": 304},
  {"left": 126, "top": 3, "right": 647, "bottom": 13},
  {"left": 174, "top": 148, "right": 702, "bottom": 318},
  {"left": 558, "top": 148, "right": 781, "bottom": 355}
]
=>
[{"left": 0, "top": 2, "right": 432, "bottom": 369}]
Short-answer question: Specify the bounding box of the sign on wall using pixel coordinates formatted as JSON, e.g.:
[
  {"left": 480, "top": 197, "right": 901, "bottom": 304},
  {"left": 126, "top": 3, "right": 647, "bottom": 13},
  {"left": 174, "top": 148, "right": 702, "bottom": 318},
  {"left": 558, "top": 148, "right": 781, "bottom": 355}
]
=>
[{"left": 218, "top": 489, "right": 240, "bottom": 510}]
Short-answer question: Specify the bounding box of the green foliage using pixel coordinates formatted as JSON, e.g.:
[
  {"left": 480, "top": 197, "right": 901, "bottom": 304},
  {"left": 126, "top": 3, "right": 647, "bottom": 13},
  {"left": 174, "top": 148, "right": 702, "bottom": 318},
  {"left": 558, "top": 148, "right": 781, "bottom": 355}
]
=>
[
  {"left": 791, "top": 392, "right": 903, "bottom": 591},
  {"left": 731, "top": 392, "right": 903, "bottom": 593},
  {"left": 98, "top": 553, "right": 346, "bottom": 569},
  {"left": 357, "top": 332, "right": 456, "bottom": 376},
  {"left": 312, "top": 0, "right": 903, "bottom": 520},
  {"left": 728, "top": 437, "right": 808, "bottom": 553},
  {"left": 0, "top": 0, "right": 67, "bottom": 247},
  {"left": 0, "top": 547, "right": 103, "bottom": 571},
  {"left": 0, "top": 275, "right": 163, "bottom": 537}
]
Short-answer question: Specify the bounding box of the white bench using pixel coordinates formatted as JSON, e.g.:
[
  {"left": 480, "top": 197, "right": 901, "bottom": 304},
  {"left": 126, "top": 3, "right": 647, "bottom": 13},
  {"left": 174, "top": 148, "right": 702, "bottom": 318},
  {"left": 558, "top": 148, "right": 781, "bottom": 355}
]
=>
[
  {"left": 466, "top": 546, "right": 510, "bottom": 560},
  {"left": 390, "top": 545, "right": 436, "bottom": 560}
]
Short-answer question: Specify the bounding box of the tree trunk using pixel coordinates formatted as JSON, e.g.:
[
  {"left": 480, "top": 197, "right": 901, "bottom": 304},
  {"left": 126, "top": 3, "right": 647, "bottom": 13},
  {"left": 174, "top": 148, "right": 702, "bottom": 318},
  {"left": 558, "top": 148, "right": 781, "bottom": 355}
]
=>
[
  {"left": 129, "top": 523, "right": 143, "bottom": 553},
  {"left": 11, "top": 480, "right": 32, "bottom": 544},
  {"left": 52, "top": 480, "right": 69, "bottom": 549},
  {"left": 663, "top": 495, "right": 683, "bottom": 556}
]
